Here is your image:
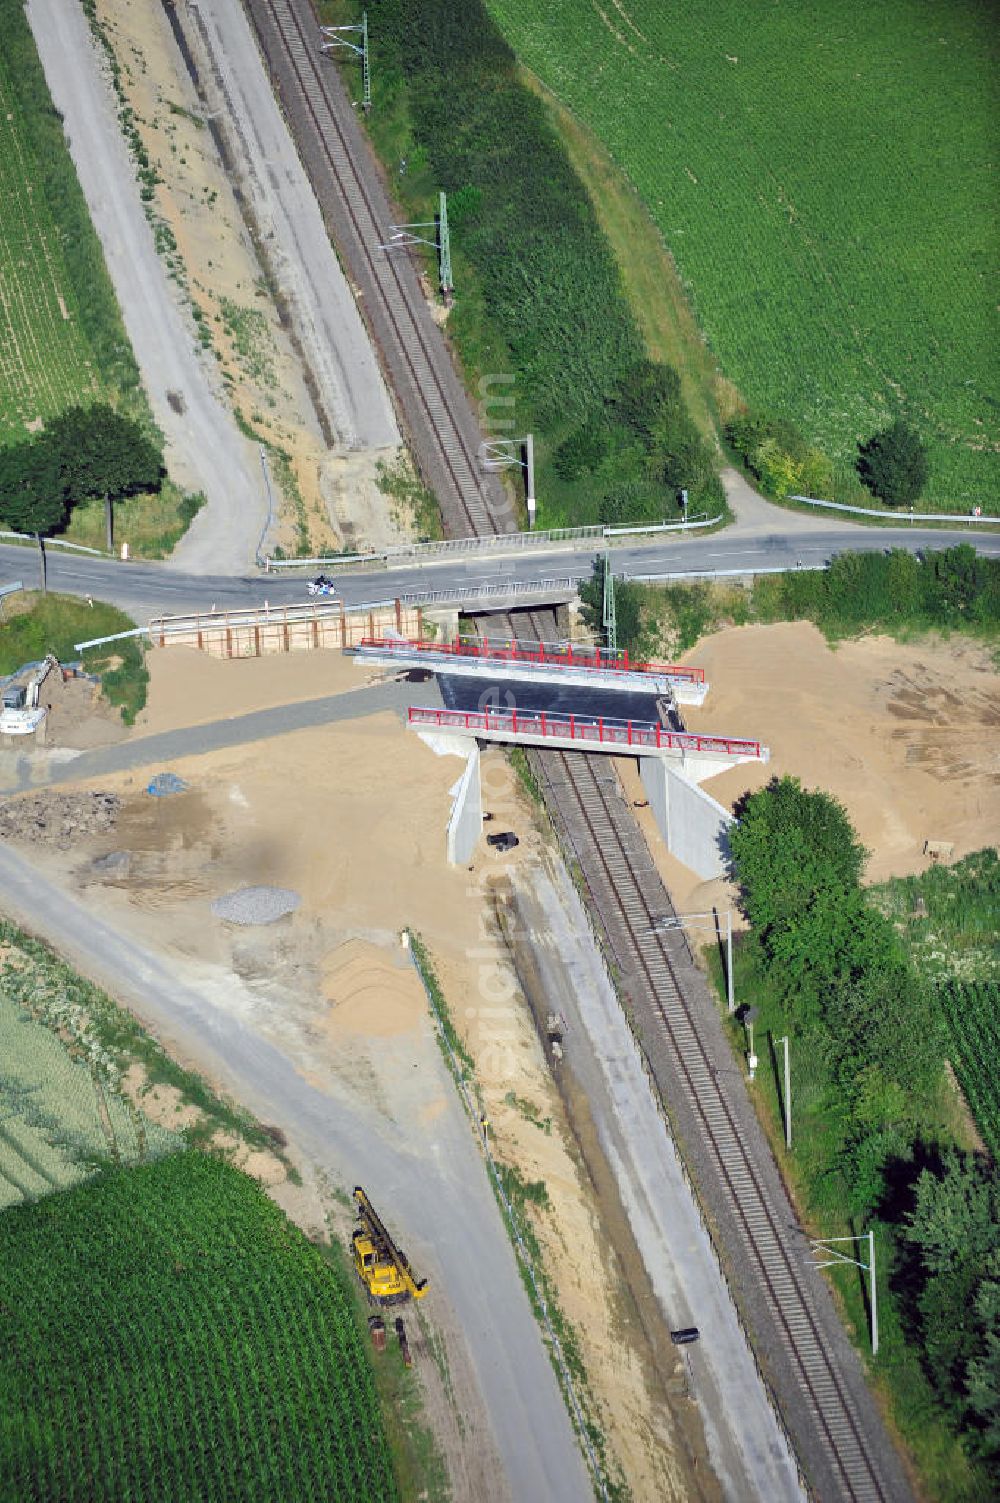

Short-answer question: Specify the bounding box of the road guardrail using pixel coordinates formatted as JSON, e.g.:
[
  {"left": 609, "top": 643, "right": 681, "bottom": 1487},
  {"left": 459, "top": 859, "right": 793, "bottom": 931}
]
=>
[{"left": 262, "top": 514, "right": 716, "bottom": 573}]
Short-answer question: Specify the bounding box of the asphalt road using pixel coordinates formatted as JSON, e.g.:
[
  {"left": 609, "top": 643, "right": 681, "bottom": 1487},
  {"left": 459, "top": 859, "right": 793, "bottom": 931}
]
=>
[
  {"left": 4, "top": 519, "right": 998, "bottom": 628},
  {"left": 0, "top": 678, "right": 436, "bottom": 794}
]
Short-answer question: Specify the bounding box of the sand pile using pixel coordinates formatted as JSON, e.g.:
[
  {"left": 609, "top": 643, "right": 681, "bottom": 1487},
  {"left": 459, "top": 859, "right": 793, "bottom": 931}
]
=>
[
  {"left": 683, "top": 622, "right": 1000, "bottom": 881},
  {"left": 212, "top": 886, "right": 301, "bottom": 925},
  {"left": 322, "top": 938, "right": 425, "bottom": 1039}
]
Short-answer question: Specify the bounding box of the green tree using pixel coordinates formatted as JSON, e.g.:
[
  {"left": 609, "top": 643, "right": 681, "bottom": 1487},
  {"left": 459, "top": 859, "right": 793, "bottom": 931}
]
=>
[
  {"left": 729, "top": 776, "right": 867, "bottom": 928},
  {"left": 47, "top": 405, "right": 162, "bottom": 550},
  {"left": 857, "top": 419, "right": 929, "bottom": 507},
  {"left": 751, "top": 437, "right": 801, "bottom": 499},
  {"left": 904, "top": 1153, "right": 1000, "bottom": 1417},
  {"left": 579, "top": 555, "right": 645, "bottom": 657},
  {"left": 729, "top": 778, "right": 871, "bottom": 1020},
  {"left": 967, "top": 1274, "right": 1000, "bottom": 1466},
  {"left": 0, "top": 435, "right": 66, "bottom": 591}
]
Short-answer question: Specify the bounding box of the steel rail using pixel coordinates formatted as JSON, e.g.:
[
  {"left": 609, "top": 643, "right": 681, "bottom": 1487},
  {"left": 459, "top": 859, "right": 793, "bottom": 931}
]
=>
[
  {"left": 533, "top": 743, "right": 888, "bottom": 1502},
  {"left": 248, "top": 8, "right": 912, "bottom": 1494},
  {"left": 249, "top": 0, "right": 506, "bottom": 541}
]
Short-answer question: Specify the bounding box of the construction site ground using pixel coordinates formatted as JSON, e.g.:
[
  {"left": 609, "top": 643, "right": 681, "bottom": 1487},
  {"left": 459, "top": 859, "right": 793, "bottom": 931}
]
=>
[{"left": 0, "top": 623, "right": 996, "bottom": 1498}]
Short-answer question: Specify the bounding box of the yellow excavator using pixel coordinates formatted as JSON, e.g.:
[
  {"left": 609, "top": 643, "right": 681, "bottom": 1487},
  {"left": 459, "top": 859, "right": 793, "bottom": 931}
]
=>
[{"left": 351, "top": 1187, "right": 429, "bottom": 1307}]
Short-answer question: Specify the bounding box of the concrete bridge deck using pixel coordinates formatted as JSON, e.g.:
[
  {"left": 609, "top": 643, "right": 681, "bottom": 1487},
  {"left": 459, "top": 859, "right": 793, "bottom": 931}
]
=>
[
  {"left": 354, "top": 635, "right": 709, "bottom": 704},
  {"left": 409, "top": 704, "right": 767, "bottom": 768}
]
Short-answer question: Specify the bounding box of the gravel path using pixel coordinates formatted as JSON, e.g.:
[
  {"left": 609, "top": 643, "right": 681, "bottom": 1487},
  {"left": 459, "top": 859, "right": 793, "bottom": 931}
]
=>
[
  {"left": 0, "top": 841, "right": 591, "bottom": 1503},
  {"left": 179, "top": 0, "right": 398, "bottom": 452},
  {"left": 0, "top": 677, "right": 438, "bottom": 795},
  {"left": 26, "top": 0, "right": 265, "bottom": 574}
]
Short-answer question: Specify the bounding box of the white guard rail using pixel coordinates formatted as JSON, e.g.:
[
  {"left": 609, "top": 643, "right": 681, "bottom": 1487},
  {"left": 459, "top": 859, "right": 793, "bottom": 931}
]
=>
[
  {"left": 790, "top": 495, "right": 995, "bottom": 526},
  {"left": 263, "top": 514, "right": 716, "bottom": 572}
]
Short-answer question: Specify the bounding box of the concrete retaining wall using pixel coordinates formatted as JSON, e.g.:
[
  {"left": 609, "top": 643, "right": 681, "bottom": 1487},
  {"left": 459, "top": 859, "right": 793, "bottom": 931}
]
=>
[
  {"left": 641, "top": 758, "right": 733, "bottom": 880},
  {"left": 447, "top": 746, "right": 482, "bottom": 865}
]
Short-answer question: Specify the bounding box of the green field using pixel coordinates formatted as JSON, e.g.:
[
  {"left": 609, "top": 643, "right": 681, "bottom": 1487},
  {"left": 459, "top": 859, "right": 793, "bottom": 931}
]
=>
[
  {"left": 0, "top": 0, "right": 142, "bottom": 445},
  {"left": 485, "top": 0, "right": 999, "bottom": 508},
  {"left": 875, "top": 849, "right": 1000, "bottom": 1158},
  {"left": 0, "top": 993, "right": 180, "bottom": 1209},
  {"left": 0, "top": 1152, "right": 396, "bottom": 1502}
]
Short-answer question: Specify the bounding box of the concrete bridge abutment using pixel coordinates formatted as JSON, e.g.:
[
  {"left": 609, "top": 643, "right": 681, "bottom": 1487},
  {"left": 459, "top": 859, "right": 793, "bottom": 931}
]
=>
[{"left": 640, "top": 757, "right": 733, "bottom": 881}]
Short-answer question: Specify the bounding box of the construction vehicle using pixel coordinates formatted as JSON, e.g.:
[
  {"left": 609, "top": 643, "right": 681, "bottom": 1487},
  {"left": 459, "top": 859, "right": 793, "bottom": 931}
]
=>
[
  {"left": 351, "top": 1187, "right": 429, "bottom": 1307},
  {"left": 0, "top": 654, "right": 59, "bottom": 736}
]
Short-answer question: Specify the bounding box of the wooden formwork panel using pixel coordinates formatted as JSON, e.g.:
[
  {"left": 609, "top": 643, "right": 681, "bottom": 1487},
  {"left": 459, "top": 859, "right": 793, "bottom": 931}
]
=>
[{"left": 154, "top": 603, "right": 421, "bottom": 657}]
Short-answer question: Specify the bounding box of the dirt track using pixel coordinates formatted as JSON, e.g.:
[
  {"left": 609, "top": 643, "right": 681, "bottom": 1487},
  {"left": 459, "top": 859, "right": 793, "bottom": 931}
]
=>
[{"left": 25, "top": 0, "right": 264, "bottom": 571}]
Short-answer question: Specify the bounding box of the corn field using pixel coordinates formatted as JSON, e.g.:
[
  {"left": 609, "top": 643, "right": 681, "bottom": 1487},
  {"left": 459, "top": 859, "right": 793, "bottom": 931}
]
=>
[
  {"left": 0, "top": 1153, "right": 397, "bottom": 1502},
  {"left": 485, "top": 0, "right": 998, "bottom": 508},
  {"left": 0, "top": 30, "right": 98, "bottom": 439},
  {"left": 939, "top": 980, "right": 1000, "bottom": 1161},
  {"left": 0, "top": 995, "right": 179, "bottom": 1209}
]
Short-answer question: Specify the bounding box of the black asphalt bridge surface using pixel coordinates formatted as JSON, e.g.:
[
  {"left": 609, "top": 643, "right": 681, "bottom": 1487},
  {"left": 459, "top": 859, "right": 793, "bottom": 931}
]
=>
[{"left": 438, "top": 674, "right": 661, "bottom": 726}]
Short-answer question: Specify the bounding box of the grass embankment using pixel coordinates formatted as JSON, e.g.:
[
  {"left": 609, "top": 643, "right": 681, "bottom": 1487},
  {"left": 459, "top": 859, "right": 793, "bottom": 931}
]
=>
[
  {"left": 722, "top": 780, "right": 999, "bottom": 1500},
  {"left": 0, "top": 591, "right": 148, "bottom": 723},
  {"left": 615, "top": 545, "right": 1000, "bottom": 657},
  {"left": 0, "top": 918, "right": 287, "bottom": 1164},
  {"left": 0, "top": 1152, "right": 396, "bottom": 1502},
  {"left": 485, "top": 0, "right": 998, "bottom": 511},
  {"left": 58, "top": 483, "right": 206, "bottom": 560},
  {"left": 320, "top": 0, "right": 722, "bottom": 532},
  {"left": 0, "top": 0, "right": 144, "bottom": 441}
]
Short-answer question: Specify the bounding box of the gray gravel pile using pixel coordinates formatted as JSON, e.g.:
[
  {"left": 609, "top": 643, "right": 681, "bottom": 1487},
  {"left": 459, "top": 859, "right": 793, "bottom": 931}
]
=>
[{"left": 211, "top": 886, "right": 300, "bottom": 925}]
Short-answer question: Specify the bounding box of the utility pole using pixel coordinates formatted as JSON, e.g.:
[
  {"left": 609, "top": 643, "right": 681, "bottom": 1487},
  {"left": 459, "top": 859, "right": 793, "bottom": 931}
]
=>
[
  {"left": 524, "top": 433, "right": 536, "bottom": 528},
  {"left": 319, "top": 11, "right": 370, "bottom": 110},
  {"left": 257, "top": 445, "right": 276, "bottom": 567},
  {"left": 603, "top": 553, "right": 616, "bottom": 656},
  {"left": 777, "top": 1034, "right": 791, "bottom": 1148},
  {"left": 379, "top": 197, "right": 454, "bottom": 297},
  {"left": 726, "top": 909, "right": 734, "bottom": 1013},
  {"left": 438, "top": 192, "right": 453, "bottom": 301},
  {"left": 479, "top": 435, "right": 534, "bottom": 523},
  {"left": 811, "top": 1233, "right": 878, "bottom": 1356},
  {"left": 743, "top": 1005, "right": 759, "bottom": 1081}
]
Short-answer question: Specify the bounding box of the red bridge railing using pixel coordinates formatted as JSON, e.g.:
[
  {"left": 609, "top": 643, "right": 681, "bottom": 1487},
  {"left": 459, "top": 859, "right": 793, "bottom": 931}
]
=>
[
  {"left": 408, "top": 705, "right": 764, "bottom": 759},
  {"left": 359, "top": 635, "right": 705, "bottom": 684}
]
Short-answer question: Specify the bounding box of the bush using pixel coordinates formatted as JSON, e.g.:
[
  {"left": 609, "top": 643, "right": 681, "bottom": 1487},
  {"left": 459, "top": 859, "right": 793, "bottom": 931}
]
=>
[
  {"left": 554, "top": 422, "right": 608, "bottom": 481},
  {"left": 361, "top": 0, "right": 721, "bottom": 524},
  {"left": 857, "top": 419, "right": 929, "bottom": 506},
  {"left": 608, "top": 358, "right": 681, "bottom": 443}
]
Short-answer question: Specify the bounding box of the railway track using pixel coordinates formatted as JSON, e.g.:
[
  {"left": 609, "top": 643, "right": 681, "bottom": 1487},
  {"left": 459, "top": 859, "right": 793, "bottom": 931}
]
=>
[
  {"left": 526, "top": 736, "right": 895, "bottom": 1503},
  {"left": 245, "top": 7, "right": 914, "bottom": 1497},
  {"left": 244, "top": 0, "right": 512, "bottom": 541},
  {"left": 484, "top": 603, "right": 912, "bottom": 1500}
]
